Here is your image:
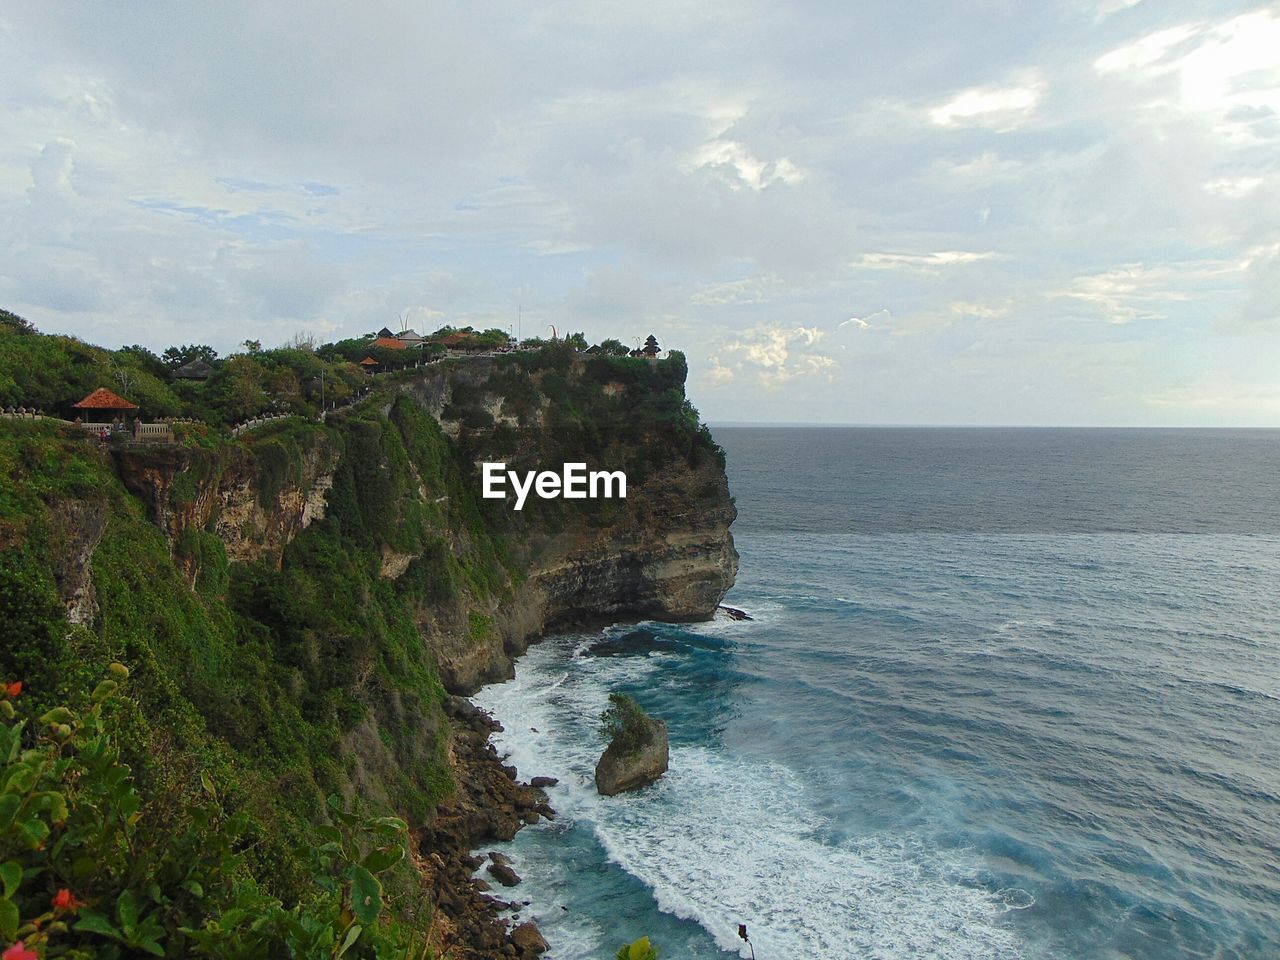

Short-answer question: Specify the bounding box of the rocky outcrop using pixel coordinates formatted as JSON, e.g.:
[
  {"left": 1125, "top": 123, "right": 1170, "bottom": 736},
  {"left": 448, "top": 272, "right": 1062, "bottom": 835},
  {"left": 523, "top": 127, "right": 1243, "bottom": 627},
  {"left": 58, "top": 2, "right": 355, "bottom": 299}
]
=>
[
  {"left": 48, "top": 498, "right": 109, "bottom": 624},
  {"left": 595, "top": 717, "right": 669, "bottom": 796},
  {"left": 111, "top": 432, "right": 338, "bottom": 576},
  {"left": 417, "top": 697, "right": 558, "bottom": 960},
  {"left": 510, "top": 922, "right": 549, "bottom": 956}
]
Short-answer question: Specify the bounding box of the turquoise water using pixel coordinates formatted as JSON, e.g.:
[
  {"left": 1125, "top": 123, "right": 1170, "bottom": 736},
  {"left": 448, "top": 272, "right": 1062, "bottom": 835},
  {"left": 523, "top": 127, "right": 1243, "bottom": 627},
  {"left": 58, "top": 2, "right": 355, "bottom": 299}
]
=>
[{"left": 473, "top": 429, "right": 1280, "bottom": 958}]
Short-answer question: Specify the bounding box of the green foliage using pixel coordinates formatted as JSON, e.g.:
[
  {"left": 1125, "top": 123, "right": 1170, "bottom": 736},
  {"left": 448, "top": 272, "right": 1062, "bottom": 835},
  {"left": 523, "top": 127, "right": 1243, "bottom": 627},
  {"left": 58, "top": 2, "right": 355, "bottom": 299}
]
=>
[
  {"left": 0, "top": 674, "right": 434, "bottom": 958},
  {"left": 616, "top": 935, "right": 659, "bottom": 960},
  {"left": 597, "top": 338, "right": 630, "bottom": 357},
  {"left": 161, "top": 345, "right": 218, "bottom": 369},
  {"left": 0, "top": 313, "right": 726, "bottom": 959},
  {"left": 0, "top": 309, "right": 36, "bottom": 336},
  {"left": 0, "top": 550, "right": 70, "bottom": 705},
  {"left": 599, "top": 693, "right": 654, "bottom": 757}
]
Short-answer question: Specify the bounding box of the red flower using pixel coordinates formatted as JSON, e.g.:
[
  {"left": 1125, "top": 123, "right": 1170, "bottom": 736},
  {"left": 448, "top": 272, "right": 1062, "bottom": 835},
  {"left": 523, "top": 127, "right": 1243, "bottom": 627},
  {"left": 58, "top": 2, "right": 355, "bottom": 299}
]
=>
[
  {"left": 2, "top": 681, "right": 20, "bottom": 699},
  {"left": 51, "top": 888, "right": 81, "bottom": 912},
  {"left": 3, "top": 941, "right": 38, "bottom": 960}
]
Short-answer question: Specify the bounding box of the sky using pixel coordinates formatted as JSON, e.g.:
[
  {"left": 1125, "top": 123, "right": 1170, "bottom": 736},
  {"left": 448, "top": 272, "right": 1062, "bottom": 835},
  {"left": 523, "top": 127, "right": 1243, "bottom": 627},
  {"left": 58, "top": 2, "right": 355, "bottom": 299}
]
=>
[{"left": 1, "top": 1, "right": 1278, "bottom": 426}]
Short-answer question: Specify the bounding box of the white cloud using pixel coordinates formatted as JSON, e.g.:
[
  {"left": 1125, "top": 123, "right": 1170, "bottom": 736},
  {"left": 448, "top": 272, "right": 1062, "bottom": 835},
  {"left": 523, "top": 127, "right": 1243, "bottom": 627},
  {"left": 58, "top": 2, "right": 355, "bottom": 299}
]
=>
[
  {"left": 1054, "top": 259, "right": 1246, "bottom": 324},
  {"left": 718, "top": 324, "right": 836, "bottom": 388},
  {"left": 688, "top": 139, "right": 807, "bottom": 191},
  {"left": 856, "top": 251, "right": 999, "bottom": 270},
  {"left": 838, "top": 308, "right": 891, "bottom": 331},
  {"left": 1095, "top": 24, "right": 1201, "bottom": 74},
  {"left": 928, "top": 76, "right": 1044, "bottom": 130},
  {"left": 1095, "top": 11, "right": 1280, "bottom": 140}
]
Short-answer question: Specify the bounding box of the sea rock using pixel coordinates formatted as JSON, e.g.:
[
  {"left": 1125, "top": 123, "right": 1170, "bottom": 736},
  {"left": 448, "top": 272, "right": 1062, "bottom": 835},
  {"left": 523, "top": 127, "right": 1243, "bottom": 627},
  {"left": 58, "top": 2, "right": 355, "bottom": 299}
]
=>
[
  {"left": 510, "top": 921, "right": 549, "bottom": 956},
  {"left": 595, "top": 718, "right": 669, "bottom": 796},
  {"left": 483, "top": 860, "right": 519, "bottom": 890},
  {"left": 530, "top": 776, "right": 558, "bottom": 788}
]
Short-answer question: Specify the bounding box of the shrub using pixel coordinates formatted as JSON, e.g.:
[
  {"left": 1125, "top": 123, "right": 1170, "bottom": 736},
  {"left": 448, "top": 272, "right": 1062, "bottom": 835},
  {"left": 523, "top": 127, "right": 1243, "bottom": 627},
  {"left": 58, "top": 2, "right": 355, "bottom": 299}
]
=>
[
  {"left": 599, "top": 693, "right": 654, "bottom": 757},
  {"left": 616, "top": 936, "right": 659, "bottom": 960},
  {"left": 0, "top": 671, "right": 435, "bottom": 959}
]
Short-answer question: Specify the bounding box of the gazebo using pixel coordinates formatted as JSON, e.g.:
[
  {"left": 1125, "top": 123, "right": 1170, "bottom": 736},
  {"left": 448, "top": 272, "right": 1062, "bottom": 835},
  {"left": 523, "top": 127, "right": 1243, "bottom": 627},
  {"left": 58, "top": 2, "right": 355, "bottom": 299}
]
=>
[
  {"left": 173, "top": 358, "right": 214, "bottom": 381},
  {"left": 359, "top": 356, "right": 379, "bottom": 373},
  {"left": 71, "top": 387, "right": 138, "bottom": 423}
]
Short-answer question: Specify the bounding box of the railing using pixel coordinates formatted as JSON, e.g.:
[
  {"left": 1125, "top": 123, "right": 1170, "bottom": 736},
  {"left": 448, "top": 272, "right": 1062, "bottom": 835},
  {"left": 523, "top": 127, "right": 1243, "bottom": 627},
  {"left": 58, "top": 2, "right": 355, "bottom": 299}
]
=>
[
  {"left": 230, "top": 413, "right": 293, "bottom": 437},
  {"left": 133, "top": 422, "right": 175, "bottom": 442},
  {"left": 1, "top": 406, "right": 50, "bottom": 419}
]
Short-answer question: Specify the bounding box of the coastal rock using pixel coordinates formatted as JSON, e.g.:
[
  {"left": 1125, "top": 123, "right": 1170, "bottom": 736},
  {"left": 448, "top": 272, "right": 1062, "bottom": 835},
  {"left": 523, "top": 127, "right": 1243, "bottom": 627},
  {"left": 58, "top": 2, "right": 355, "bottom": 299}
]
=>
[
  {"left": 595, "top": 718, "right": 669, "bottom": 796},
  {"left": 416, "top": 700, "right": 556, "bottom": 960},
  {"left": 529, "top": 776, "right": 558, "bottom": 788},
  {"left": 510, "top": 921, "right": 549, "bottom": 956},
  {"left": 487, "top": 859, "right": 521, "bottom": 887}
]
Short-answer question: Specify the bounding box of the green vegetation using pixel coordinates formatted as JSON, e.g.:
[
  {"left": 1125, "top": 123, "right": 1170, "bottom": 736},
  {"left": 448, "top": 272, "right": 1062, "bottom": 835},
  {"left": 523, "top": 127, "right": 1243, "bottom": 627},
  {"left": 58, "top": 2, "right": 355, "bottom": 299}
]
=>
[
  {"left": 0, "top": 412, "right": 476, "bottom": 955},
  {"left": 599, "top": 693, "right": 656, "bottom": 757},
  {"left": 616, "top": 936, "right": 659, "bottom": 960},
  {"left": 0, "top": 308, "right": 724, "bottom": 958},
  {"left": 0, "top": 676, "right": 440, "bottom": 959}
]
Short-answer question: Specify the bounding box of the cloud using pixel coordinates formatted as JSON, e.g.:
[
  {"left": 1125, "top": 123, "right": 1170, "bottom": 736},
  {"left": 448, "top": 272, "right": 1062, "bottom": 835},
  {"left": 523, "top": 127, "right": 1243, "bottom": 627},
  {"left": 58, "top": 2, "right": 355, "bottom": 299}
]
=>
[
  {"left": 3, "top": 2, "right": 1280, "bottom": 425},
  {"left": 838, "top": 308, "right": 891, "bottom": 331},
  {"left": 1053, "top": 259, "right": 1247, "bottom": 324},
  {"left": 716, "top": 324, "right": 836, "bottom": 388},
  {"left": 1095, "top": 11, "right": 1280, "bottom": 139},
  {"left": 856, "top": 251, "right": 1000, "bottom": 270},
  {"left": 688, "top": 140, "right": 807, "bottom": 191},
  {"left": 928, "top": 75, "right": 1044, "bottom": 130}
]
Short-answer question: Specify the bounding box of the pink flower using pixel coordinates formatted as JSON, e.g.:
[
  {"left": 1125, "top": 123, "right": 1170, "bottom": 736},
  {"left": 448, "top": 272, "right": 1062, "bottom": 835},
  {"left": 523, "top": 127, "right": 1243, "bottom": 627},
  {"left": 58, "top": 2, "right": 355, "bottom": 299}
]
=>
[
  {"left": 3, "top": 941, "right": 39, "bottom": 960},
  {"left": 51, "top": 888, "right": 81, "bottom": 912}
]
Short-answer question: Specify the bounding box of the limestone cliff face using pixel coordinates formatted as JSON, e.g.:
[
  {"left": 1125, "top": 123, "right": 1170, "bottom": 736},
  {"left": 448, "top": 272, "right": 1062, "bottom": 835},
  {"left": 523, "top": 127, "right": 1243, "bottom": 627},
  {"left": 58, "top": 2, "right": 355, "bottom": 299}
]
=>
[
  {"left": 387, "top": 354, "right": 738, "bottom": 693},
  {"left": 101, "top": 352, "right": 736, "bottom": 695},
  {"left": 111, "top": 433, "right": 338, "bottom": 576},
  {"left": 429, "top": 455, "right": 738, "bottom": 693}
]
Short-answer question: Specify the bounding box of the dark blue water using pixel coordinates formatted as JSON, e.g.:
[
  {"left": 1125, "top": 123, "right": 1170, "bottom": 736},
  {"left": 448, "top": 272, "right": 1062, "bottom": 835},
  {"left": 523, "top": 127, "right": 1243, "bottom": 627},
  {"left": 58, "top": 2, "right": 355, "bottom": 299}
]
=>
[{"left": 475, "top": 428, "right": 1280, "bottom": 958}]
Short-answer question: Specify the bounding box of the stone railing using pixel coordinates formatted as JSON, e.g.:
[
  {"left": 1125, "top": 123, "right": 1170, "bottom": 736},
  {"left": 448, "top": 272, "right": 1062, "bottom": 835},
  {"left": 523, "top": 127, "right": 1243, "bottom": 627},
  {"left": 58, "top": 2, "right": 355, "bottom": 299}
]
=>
[
  {"left": 230, "top": 413, "right": 293, "bottom": 437},
  {"left": 133, "top": 421, "right": 175, "bottom": 443},
  {"left": 1, "top": 406, "right": 50, "bottom": 419}
]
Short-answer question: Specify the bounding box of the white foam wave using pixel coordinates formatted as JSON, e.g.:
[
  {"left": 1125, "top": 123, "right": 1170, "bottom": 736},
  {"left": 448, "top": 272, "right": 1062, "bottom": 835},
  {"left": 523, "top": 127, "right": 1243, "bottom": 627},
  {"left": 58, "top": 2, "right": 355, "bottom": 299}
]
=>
[{"left": 475, "top": 636, "right": 1027, "bottom": 959}]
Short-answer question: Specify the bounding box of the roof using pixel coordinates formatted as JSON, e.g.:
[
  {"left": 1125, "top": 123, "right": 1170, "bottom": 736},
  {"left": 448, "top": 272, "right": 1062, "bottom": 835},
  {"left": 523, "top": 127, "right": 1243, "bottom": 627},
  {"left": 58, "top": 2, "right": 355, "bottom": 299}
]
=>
[
  {"left": 441, "top": 332, "right": 482, "bottom": 347},
  {"left": 371, "top": 336, "right": 407, "bottom": 350},
  {"left": 359, "top": 356, "right": 379, "bottom": 366},
  {"left": 73, "top": 387, "right": 139, "bottom": 410},
  {"left": 173, "top": 359, "right": 214, "bottom": 379},
  {"left": 398, "top": 328, "right": 422, "bottom": 341},
  {"left": 377, "top": 327, "right": 396, "bottom": 338}
]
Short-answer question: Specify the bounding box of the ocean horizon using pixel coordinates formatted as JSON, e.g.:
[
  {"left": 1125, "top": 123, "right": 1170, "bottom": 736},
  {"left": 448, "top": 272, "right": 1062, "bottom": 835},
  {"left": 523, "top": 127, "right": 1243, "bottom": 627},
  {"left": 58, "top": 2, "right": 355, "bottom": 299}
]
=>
[{"left": 474, "top": 426, "right": 1280, "bottom": 958}]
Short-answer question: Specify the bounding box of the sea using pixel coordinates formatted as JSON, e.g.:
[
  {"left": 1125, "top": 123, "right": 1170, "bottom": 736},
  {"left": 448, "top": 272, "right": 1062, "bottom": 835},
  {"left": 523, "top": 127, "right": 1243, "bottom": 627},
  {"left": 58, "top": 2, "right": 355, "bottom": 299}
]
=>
[{"left": 473, "top": 427, "right": 1280, "bottom": 959}]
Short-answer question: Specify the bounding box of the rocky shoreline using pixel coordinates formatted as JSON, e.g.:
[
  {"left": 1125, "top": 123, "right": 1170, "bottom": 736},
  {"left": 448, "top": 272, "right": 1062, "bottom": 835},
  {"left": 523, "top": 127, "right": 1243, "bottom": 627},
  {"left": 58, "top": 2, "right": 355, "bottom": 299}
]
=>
[{"left": 416, "top": 695, "right": 558, "bottom": 959}]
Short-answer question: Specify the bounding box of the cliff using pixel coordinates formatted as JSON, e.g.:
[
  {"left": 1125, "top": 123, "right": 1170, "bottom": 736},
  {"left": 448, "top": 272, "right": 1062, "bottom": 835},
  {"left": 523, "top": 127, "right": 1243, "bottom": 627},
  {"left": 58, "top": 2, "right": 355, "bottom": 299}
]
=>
[
  {"left": 106, "top": 350, "right": 737, "bottom": 694},
  {"left": 0, "top": 343, "right": 734, "bottom": 958}
]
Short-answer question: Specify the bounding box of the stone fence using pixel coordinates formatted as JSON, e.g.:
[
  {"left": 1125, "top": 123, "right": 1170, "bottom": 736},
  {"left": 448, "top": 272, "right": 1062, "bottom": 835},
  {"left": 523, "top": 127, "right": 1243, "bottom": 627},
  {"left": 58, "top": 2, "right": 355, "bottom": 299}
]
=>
[{"left": 1, "top": 406, "right": 51, "bottom": 419}]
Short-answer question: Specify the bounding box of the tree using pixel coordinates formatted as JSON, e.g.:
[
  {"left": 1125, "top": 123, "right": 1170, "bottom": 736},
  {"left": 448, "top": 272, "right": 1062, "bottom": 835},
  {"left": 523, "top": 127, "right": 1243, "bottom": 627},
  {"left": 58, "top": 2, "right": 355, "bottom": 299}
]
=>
[
  {"left": 599, "top": 693, "right": 654, "bottom": 756},
  {"left": 161, "top": 344, "right": 218, "bottom": 369},
  {"left": 565, "top": 331, "right": 589, "bottom": 350},
  {"left": 0, "top": 308, "right": 36, "bottom": 335},
  {"left": 117, "top": 345, "right": 167, "bottom": 379},
  {"left": 598, "top": 339, "right": 630, "bottom": 357}
]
